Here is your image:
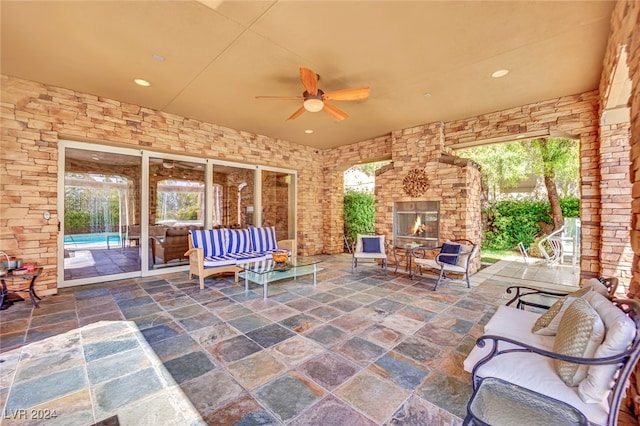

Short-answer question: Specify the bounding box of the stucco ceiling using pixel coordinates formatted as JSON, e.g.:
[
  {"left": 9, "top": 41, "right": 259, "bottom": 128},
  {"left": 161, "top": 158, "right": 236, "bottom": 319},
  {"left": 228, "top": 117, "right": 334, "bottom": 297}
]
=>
[{"left": 1, "top": 1, "right": 615, "bottom": 150}]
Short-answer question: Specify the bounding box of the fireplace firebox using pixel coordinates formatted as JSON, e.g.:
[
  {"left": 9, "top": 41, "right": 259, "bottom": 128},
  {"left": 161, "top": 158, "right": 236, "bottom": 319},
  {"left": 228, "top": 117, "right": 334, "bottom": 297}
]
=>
[{"left": 394, "top": 201, "right": 439, "bottom": 247}]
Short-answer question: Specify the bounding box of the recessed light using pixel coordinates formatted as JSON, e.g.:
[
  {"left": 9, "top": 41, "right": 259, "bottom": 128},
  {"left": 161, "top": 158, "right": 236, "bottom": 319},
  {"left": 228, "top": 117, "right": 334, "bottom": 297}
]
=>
[
  {"left": 152, "top": 54, "right": 165, "bottom": 62},
  {"left": 134, "top": 78, "right": 151, "bottom": 87},
  {"left": 304, "top": 129, "right": 314, "bottom": 134},
  {"left": 491, "top": 69, "right": 509, "bottom": 78}
]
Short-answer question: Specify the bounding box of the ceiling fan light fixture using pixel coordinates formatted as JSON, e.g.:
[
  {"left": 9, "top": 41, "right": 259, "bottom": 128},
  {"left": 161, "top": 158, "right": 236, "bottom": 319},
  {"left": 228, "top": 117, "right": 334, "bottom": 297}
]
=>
[{"left": 303, "top": 98, "right": 324, "bottom": 112}]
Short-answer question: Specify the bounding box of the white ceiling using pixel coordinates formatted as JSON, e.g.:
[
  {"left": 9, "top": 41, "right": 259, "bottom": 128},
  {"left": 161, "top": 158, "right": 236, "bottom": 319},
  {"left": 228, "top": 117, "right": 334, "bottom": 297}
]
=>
[{"left": 1, "top": 1, "right": 615, "bottom": 150}]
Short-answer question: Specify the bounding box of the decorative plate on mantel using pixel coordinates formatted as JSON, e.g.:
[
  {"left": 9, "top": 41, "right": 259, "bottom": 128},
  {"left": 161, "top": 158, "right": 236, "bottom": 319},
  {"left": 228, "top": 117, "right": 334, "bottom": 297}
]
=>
[{"left": 402, "top": 168, "right": 429, "bottom": 197}]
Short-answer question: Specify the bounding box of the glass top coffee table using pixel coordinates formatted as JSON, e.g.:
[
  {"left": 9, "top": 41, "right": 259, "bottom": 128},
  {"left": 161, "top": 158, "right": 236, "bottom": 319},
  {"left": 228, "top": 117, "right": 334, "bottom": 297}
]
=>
[{"left": 239, "top": 257, "right": 324, "bottom": 299}]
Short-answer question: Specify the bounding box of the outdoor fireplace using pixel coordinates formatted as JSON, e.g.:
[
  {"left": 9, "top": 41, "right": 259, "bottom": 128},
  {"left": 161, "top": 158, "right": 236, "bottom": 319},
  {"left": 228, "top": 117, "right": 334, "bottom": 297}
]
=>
[{"left": 393, "top": 201, "right": 439, "bottom": 247}]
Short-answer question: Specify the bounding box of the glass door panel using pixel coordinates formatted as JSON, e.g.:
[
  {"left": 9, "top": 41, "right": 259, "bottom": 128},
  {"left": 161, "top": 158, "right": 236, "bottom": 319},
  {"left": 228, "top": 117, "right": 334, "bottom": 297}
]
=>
[
  {"left": 211, "top": 165, "right": 255, "bottom": 227},
  {"left": 148, "top": 157, "right": 205, "bottom": 269},
  {"left": 63, "top": 147, "right": 141, "bottom": 282},
  {"left": 261, "top": 170, "right": 295, "bottom": 240}
]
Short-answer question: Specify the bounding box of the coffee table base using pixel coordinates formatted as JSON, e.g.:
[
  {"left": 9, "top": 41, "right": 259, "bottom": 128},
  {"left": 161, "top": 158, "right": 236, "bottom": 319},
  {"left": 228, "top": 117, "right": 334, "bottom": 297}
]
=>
[{"left": 241, "top": 263, "right": 318, "bottom": 299}]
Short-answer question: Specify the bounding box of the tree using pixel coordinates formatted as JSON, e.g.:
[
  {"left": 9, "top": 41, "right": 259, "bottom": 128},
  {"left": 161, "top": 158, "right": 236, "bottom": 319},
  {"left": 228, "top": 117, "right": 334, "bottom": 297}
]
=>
[
  {"left": 459, "top": 137, "right": 579, "bottom": 232},
  {"left": 458, "top": 143, "right": 529, "bottom": 199},
  {"left": 525, "top": 138, "right": 578, "bottom": 231}
]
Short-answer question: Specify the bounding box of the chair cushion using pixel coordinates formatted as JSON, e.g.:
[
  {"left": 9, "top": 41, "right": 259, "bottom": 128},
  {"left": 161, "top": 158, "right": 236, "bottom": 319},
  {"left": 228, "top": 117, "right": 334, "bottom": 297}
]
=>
[
  {"left": 190, "top": 229, "right": 227, "bottom": 257},
  {"left": 227, "top": 228, "right": 251, "bottom": 254},
  {"left": 362, "top": 237, "right": 382, "bottom": 253},
  {"left": 531, "top": 286, "right": 592, "bottom": 336},
  {"left": 439, "top": 242, "right": 461, "bottom": 265},
  {"left": 579, "top": 293, "right": 637, "bottom": 403},
  {"left": 553, "top": 298, "right": 605, "bottom": 386},
  {"left": 249, "top": 226, "right": 277, "bottom": 252}
]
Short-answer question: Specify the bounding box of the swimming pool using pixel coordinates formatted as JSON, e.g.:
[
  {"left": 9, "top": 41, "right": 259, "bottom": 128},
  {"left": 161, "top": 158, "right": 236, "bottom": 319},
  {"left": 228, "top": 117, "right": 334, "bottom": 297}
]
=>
[{"left": 64, "top": 232, "right": 121, "bottom": 248}]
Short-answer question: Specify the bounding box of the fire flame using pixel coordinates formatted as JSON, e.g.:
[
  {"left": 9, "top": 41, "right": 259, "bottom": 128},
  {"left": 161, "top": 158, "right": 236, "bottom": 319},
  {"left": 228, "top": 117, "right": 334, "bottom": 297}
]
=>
[{"left": 411, "top": 216, "right": 422, "bottom": 234}]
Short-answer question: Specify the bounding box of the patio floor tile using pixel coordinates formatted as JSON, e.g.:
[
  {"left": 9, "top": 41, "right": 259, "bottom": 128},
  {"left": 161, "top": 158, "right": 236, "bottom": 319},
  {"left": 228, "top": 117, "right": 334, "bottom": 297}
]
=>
[
  {"left": 162, "top": 350, "right": 216, "bottom": 384},
  {"left": 334, "top": 370, "right": 409, "bottom": 423},
  {"left": 204, "top": 394, "right": 278, "bottom": 425},
  {"left": 180, "top": 369, "right": 245, "bottom": 417},
  {"left": 245, "top": 323, "right": 295, "bottom": 348},
  {"left": 254, "top": 372, "right": 326, "bottom": 422},
  {"left": 289, "top": 394, "right": 377, "bottom": 426},
  {"left": 0, "top": 255, "right": 595, "bottom": 425},
  {"left": 298, "top": 352, "right": 358, "bottom": 390},
  {"left": 207, "top": 334, "right": 262, "bottom": 364},
  {"left": 226, "top": 351, "right": 287, "bottom": 389}
]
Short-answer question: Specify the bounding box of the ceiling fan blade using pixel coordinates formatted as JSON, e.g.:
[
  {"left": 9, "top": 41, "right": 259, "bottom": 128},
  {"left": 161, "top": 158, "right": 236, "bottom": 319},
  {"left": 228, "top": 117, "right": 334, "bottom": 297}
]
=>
[
  {"left": 255, "top": 95, "right": 303, "bottom": 100},
  {"left": 287, "top": 105, "right": 306, "bottom": 120},
  {"left": 323, "top": 87, "right": 371, "bottom": 101},
  {"left": 300, "top": 67, "right": 318, "bottom": 96},
  {"left": 322, "top": 102, "right": 349, "bottom": 121}
]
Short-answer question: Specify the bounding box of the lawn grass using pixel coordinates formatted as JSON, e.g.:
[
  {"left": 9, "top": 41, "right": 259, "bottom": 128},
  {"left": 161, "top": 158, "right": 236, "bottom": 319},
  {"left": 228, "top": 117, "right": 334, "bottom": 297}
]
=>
[{"left": 481, "top": 248, "right": 519, "bottom": 264}]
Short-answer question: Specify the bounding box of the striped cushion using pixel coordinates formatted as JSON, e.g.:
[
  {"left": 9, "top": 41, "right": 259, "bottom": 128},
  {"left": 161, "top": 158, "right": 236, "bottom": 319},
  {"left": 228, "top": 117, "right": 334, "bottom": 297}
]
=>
[
  {"left": 227, "top": 251, "right": 270, "bottom": 264},
  {"left": 190, "top": 229, "right": 227, "bottom": 257},
  {"left": 227, "top": 228, "right": 252, "bottom": 254},
  {"left": 249, "top": 226, "right": 277, "bottom": 252},
  {"left": 202, "top": 255, "right": 237, "bottom": 268}
]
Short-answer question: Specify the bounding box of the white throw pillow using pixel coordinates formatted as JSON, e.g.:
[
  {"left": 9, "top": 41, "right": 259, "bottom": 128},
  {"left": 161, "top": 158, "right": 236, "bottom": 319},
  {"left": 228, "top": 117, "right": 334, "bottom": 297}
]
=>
[{"left": 578, "top": 293, "right": 636, "bottom": 402}]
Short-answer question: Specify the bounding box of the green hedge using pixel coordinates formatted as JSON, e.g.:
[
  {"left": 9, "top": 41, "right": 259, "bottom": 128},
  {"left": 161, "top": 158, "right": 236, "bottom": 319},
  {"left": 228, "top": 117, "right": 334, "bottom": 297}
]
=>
[
  {"left": 343, "top": 190, "right": 375, "bottom": 246},
  {"left": 483, "top": 197, "right": 579, "bottom": 250}
]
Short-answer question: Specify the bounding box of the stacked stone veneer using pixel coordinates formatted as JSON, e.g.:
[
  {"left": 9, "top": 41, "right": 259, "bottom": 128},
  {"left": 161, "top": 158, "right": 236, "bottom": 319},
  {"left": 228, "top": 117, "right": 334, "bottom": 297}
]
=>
[
  {"left": 0, "top": 75, "right": 325, "bottom": 295},
  {"left": 599, "top": 0, "right": 640, "bottom": 416},
  {"left": 374, "top": 123, "right": 483, "bottom": 273}
]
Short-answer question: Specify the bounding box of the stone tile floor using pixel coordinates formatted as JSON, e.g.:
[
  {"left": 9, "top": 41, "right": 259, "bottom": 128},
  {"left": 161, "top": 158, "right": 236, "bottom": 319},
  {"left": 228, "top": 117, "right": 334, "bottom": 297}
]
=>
[{"left": 0, "top": 255, "right": 633, "bottom": 425}]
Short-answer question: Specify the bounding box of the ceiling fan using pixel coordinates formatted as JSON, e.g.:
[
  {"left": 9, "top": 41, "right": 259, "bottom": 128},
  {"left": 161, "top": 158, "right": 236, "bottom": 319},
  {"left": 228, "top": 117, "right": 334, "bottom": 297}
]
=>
[{"left": 255, "top": 67, "right": 370, "bottom": 121}]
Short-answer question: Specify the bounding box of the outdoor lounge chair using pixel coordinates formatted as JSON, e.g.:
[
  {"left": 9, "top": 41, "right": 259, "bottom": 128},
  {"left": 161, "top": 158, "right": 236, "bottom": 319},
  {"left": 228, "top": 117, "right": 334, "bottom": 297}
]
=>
[{"left": 411, "top": 239, "right": 478, "bottom": 290}]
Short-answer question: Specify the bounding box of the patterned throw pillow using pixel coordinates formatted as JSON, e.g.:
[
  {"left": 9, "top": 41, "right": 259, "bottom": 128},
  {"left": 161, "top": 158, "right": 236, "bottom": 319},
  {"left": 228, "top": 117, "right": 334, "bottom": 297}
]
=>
[
  {"left": 227, "top": 228, "right": 251, "bottom": 254},
  {"left": 531, "top": 286, "right": 592, "bottom": 336},
  {"left": 553, "top": 298, "right": 605, "bottom": 386},
  {"left": 190, "top": 229, "right": 227, "bottom": 257},
  {"left": 249, "top": 226, "right": 277, "bottom": 252}
]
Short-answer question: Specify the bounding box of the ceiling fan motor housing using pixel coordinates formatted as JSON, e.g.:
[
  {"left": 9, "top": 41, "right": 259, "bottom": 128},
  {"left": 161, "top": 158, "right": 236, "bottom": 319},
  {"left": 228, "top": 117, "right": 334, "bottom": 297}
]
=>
[{"left": 303, "top": 89, "right": 324, "bottom": 112}]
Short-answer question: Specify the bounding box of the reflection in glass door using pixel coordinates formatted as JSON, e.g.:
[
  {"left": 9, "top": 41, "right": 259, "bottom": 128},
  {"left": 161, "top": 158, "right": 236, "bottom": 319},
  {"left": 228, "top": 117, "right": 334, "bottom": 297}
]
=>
[
  {"left": 261, "top": 170, "right": 296, "bottom": 240},
  {"left": 211, "top": 164, "right": 255, "bottom": 227},
  {"left": 62, "top": 147, "right": 141, "bottom": 282},
  {"left": 148, "top": 157, "right": 205, "bottom": 269}
]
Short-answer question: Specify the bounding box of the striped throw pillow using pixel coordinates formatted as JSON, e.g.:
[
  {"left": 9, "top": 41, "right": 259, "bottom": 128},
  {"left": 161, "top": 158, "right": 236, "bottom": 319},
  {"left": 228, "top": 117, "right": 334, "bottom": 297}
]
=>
[
  {"left": 190, "top": 229, "right": 227, "bottom": 257},
  {"left": 227, "top": 228, "right": 252, "bottom": 254},
  {"left": 249, "top": 226, "right": 277, "bottom": 252}
]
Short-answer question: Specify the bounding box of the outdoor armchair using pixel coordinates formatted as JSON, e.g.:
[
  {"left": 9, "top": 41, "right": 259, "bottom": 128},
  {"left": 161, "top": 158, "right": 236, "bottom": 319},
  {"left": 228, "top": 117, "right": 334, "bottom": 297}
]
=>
[
  {"left": 351, "top": 234, "right": 389, "bottom": 274},
  {"left": 410, "top": 239, "right": 478, "bottom": 290}
]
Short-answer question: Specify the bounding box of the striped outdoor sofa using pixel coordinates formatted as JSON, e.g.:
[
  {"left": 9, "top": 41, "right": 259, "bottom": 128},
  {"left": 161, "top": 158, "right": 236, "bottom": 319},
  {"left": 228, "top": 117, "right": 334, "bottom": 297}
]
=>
[{"left": 185, "top": 227, "right": 296, "bottom": 289}]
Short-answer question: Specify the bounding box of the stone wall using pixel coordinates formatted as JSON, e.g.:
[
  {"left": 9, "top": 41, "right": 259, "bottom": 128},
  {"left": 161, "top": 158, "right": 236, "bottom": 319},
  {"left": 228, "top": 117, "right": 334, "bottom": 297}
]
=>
[
  {"left": 0, "top": 75, "right": 324, "bottom": 295},
  {"left": 599, "top": 0, "right": 640, "bottom": 417},
  {"left": 374, "top": 123, "right": 483, "bottom": 272},
  {"left": 603, "top": 0, "right": 640, "bottom": 298}
]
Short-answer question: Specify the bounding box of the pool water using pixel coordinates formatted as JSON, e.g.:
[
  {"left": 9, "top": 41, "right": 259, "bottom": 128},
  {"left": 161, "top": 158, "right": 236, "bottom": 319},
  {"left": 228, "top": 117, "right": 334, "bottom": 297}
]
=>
[{"left": 64, "top": 232, "right": 121, "bottom": 247}]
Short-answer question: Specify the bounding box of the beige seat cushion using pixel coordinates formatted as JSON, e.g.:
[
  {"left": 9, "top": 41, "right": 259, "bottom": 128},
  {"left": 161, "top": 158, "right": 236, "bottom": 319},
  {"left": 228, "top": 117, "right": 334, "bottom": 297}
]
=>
[
  {"left": 532, "top": 286, "right": 591, "bottom": 336},
  {"left": 553, "top": 298, "right": 605, "bottom": 386}
]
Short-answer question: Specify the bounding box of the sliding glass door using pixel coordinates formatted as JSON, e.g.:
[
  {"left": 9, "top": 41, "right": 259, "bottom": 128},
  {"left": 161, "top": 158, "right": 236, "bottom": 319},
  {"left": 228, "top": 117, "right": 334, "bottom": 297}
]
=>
[
  {"left": 59, "top": 142, "right": 296, "bottom": 287},
  {"left": 148, "top": 156, "right": 205, "bottom": 269},
  {"left": 62, "top": 145, "right": 141, "bottom": 284}
]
